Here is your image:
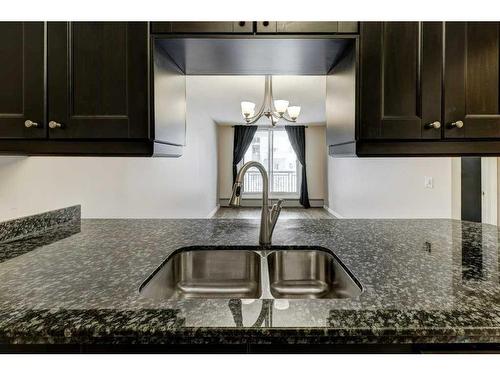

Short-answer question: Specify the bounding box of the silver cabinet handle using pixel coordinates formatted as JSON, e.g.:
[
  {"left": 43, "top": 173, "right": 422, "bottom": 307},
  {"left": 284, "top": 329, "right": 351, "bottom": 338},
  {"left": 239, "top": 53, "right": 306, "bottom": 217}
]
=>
[
  {"left": 449, "top": 120, "right": 464, "bottom": 129},
  {"left": 24, "top": 120, "right": 39, "bottom": 128},
  {"left": 425, "top": 121, "right": 441, "bottom": 129},
  {"left": 49, "top": 121, "right": 62, "bottom": 129}
]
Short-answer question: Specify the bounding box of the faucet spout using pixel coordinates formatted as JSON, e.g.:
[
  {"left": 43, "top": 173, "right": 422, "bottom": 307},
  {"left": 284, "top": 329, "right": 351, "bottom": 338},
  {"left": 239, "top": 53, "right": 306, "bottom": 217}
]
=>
[
  {"left": 229, "top": 181, "right": 242, "bottom": 207},
  {"left": 230, "top": 161, "right": 283, "bottom": 246}
]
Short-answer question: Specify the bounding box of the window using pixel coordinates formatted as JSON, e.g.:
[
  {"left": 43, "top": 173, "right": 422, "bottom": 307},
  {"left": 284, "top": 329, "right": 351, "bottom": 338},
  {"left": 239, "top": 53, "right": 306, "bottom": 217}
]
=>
[{"left": 241, "top": 128, "right": 300, "bottom": 197}]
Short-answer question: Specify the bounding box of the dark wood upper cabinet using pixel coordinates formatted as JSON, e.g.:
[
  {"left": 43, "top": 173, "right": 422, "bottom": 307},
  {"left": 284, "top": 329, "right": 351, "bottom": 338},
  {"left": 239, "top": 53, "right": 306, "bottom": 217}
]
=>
[
  {"left": 276, "top": 22, "right": 358, "bottom": 33},
  {"left": 152, "top": 22, "right": 359, "bottom": 35},
  {"left": 47, "top": 22, "right": 149, "bottom": 139},
  {"left": 256, "top": 21, "right": 277, "bottom": 33},
  {"left": 359, "top": 22, "right": 443, "bottom": 140},
  {"left": 0, "top": 22, "right": 45, "bottom": 139},
  {"left": 256, "top": 22, "right": 358, "bottom": 34},
  {"left": 444, "top": 22, "right": 500, "bottom": 139},
  {"left": 151, "top": 22, "right": 253, "bottom": 34},
  {"left": 4, "top": 21, "right": 500, "bottom": 157}
]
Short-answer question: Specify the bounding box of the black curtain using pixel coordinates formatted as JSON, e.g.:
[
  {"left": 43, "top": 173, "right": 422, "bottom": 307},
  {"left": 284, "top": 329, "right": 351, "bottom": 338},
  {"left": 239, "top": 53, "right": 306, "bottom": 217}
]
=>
[
  {"left": 233, "top": 125, "right": 258, "bottom": 183},
  {"left": 285, "top": 125, "right": 311, "bottom": 208}
]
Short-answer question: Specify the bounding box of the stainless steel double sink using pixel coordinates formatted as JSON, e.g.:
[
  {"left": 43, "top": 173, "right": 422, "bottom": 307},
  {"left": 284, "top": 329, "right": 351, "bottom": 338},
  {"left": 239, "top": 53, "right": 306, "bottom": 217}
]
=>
[{"left": 139, "top": 246, "right": 362, "bottom": 300}]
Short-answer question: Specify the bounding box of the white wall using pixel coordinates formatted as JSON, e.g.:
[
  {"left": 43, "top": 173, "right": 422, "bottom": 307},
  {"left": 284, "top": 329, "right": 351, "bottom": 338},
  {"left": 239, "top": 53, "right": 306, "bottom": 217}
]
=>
[
  {"left": 0, "top": 77, "right": 218, "bottom": 220},
  {"left": 217, "top": 125, "right": 234, "bottom": 200},
  {"left": 327, "top": 157, "right": 455, "bottom": 219},
  {"left": 482, "top": 157, "right": 498, "bottom": 225},
  {"left": 305, "top": 126, "right": 327, "bottom": 200},
  {"left": 451, "top": 157, "right": 461, "bottom": 220},
  {"left": 217, "top": 125, "right": 327, "bottom": 202},
  {"left": 498, "top": 158, "right": 500, "bottom": 225}
]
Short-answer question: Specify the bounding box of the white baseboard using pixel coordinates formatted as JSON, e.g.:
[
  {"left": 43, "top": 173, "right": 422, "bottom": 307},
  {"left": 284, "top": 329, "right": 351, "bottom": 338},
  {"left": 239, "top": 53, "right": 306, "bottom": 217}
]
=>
[
  {"left": 323, "top": 205, "right": 343, "bottom": 218},
  {"left": 206, "top": 204, "right": 220, "bottom": 218}
]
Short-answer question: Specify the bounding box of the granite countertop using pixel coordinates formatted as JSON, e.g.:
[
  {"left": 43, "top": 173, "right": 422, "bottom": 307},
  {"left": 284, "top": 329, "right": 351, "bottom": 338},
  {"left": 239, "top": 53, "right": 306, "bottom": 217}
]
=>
[{"left": 1, "top": 217, "right": 500, "bottom": 346}]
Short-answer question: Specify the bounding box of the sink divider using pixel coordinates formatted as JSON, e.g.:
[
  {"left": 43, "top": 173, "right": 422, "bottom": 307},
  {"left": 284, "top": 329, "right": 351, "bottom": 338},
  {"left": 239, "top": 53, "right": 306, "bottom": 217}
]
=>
[{"left": 258, "top": 251, "right": 274, "bottom": 299}]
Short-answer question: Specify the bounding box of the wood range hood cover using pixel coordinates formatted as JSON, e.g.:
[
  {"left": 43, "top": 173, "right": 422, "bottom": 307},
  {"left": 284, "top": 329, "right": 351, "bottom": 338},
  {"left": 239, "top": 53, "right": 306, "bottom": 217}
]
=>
[{"left": 155, "top": 36, "right": 353, "bottom": 75}]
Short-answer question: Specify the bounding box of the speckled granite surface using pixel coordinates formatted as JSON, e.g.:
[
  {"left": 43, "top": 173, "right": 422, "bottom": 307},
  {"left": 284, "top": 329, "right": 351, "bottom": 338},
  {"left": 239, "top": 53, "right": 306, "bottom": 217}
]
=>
[
  {"left": 0, "top": 205, "right": 80, "bottom": 244},
  {"left": 0, "top": 221, "right": 81, "bottom": 264},
  {"left": 0, "top": 218, "right": 499, "bottom": 346}
]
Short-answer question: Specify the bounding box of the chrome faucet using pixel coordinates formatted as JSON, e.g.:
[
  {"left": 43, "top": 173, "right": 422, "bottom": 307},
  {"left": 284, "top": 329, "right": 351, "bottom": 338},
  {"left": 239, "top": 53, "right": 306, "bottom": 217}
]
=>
[{"left": 229, "top": 161, "right": 283, "bottom": 246}]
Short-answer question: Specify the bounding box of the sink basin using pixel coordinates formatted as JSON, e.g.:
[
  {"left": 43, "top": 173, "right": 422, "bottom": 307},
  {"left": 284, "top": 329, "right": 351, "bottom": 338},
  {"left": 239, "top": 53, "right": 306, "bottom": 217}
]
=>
[
  {"left": 139, "top": 250, "right": 262, "bottom": 300},
  {"left": 140, "top": 246, "right": 362, "bottom": 300},
  {"left": 267, "top": 250, "right": 362, "bottom": 299}
]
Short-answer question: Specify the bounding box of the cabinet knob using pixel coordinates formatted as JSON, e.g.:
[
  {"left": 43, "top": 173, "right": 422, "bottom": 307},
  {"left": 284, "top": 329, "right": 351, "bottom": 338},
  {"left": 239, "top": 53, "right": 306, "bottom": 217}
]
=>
[
  {"left": 449, "top": 120, "right": 464, "bottom": 129},
  {"left": 425, "top": 121, "right": 441, "bottom": 129},
  {"left": 49, "top": 121, "right": 62, "bottom": 129},
  {"left": 24, "top": 120, "right": 39, "bottom": 128}
]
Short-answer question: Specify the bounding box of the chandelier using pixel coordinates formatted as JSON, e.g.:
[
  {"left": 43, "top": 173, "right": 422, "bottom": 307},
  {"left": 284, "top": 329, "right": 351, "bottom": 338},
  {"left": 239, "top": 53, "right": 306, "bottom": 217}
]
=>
[{"left": 240, "top": 75, "right": 301, "bottom": 126}]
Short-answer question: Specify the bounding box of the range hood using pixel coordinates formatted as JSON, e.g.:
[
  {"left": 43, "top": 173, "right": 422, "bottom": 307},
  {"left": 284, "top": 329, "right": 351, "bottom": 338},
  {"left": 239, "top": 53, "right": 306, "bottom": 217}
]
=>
[{"left": 155, "top": 36, "right": 352, "bottom": 75}]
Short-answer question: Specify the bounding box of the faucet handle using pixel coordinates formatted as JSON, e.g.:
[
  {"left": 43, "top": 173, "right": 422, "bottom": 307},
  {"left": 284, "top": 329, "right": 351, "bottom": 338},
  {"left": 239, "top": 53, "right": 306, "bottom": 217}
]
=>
[
  {"left": 274, "top": 199, "right": 284, "bottom": 209},
  {"left": 271, "top": 199, "right": 284, "bottom": 221},
  {"left": 269, "top": 199, "right": 284, "bottom": 238}
]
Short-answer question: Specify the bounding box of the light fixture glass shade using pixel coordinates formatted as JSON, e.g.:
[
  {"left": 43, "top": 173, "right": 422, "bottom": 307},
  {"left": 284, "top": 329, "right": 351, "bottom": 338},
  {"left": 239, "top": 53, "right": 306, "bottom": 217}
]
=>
[
  {"left": 241, "top": 101, "right": 256, "bottom": 118},
  {"left": 274, "top": 100, "right": 289, "bottom": 114},
  {"left": 287, "top": 106, "right": 301, "bottom": 120}
]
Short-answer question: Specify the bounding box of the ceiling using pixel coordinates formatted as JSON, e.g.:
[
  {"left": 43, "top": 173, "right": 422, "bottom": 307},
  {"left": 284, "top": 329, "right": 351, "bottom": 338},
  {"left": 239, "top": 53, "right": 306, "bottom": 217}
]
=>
[{"left": 186, "top": 76, "right": 326, "bottom": 126}]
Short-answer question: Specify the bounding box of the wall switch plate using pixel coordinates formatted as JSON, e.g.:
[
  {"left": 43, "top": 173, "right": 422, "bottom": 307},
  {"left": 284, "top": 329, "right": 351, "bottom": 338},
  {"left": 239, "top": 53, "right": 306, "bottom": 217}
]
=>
[{"left": 424, "top": 176, "right": 433, "bottom": 189}]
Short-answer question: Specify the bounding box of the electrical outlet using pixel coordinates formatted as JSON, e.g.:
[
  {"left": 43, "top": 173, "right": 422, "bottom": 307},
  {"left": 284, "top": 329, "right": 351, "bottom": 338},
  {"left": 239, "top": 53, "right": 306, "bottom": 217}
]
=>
[
  {"left": 424, "top": 241, "right": 432, "bottom": 253},
  {"left": 424, "top": 176, "right": 433, "bottom": 189}
]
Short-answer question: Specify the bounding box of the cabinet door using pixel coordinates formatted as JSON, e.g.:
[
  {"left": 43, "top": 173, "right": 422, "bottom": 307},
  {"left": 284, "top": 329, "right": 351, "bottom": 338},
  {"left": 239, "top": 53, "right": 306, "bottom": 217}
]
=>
[
  {"left": 256, "top": 21, "right": 277, "bottom": 33},
  {"left": 360, "top": 22, "right": 442, "bottom": 140},
  {"left": 151, "top": 22, "right": 253, "bottom": 34},
  {"left": 0, "top": 22, "right": 45, "bottom": 139},
  {"left": 444, "top": 22, "right": 500, "bottom": 139},
  {"left": 47, "top": 22, "right": 149, "bottom": 139},
  {"left": 277, "top": 22, "right": 339, "bottom": 33},
  {"left": 276, "top": 22, "right": 358, "bottom": 33}
]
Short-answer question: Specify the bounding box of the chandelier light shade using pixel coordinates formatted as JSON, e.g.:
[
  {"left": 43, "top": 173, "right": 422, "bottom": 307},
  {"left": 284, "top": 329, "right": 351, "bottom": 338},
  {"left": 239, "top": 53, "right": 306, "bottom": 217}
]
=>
[
  {"left": 287, "top": 106, "right": 301, "bottom": 121},
  {"left": 241, "top": 101, "right": 256, "bottom": 118},
  {"left": 273, "top": 100, "right": 289, "bottom": 114},
  {"left": 240, "top": 76, "right": 301, "bottom": 126}
]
